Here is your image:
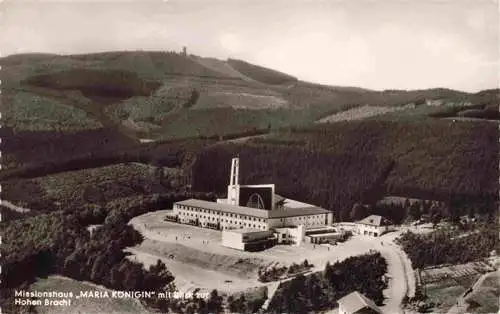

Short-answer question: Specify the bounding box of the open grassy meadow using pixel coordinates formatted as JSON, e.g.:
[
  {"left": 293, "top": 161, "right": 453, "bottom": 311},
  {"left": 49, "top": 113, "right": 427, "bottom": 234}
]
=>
[
  {"left": 420, "top": 262, "right": 496, "bottom": 313},
  {"left": 465, "top": 271, "right": 500, "bottom": 313}
]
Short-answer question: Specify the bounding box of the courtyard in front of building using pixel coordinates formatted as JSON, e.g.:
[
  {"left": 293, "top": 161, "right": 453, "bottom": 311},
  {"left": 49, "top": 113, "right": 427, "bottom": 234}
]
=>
[{"left": 127, "top": 210, "right": 411, "bottom": 299}]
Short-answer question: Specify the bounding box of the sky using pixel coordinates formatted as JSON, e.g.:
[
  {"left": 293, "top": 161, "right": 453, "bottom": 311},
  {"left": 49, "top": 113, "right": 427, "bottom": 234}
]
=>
[{"left": 1, "top": 0, "right": 499, "bottom": 92}]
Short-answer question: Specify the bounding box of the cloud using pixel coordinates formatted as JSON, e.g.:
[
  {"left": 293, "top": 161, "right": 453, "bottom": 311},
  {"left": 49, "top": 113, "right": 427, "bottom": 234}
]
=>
[
  {"left": 420, "top": 33, "right": 457, "bottom": 57},
  {"left": 0, "top": 0, "right": 497, "bottom": 91},
  {"left": 219, "top": 33, "right": 242, "bottom": 54},
  {"left": 465, "top": 8, "right": 488, "bottom": 32}
]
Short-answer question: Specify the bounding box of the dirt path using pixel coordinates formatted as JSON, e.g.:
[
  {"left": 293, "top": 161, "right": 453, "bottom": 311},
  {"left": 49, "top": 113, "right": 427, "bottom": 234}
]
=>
[
  {"left": 0, "top": 199, "right": 31, "bottom": 213},
  {"left": 360, "top": 228, "right": 423, "bottom": 313},
  {"left": 370, "top": 240, "right": 406, "bottom": 314},
  {"left": 381, "top": 230, "right": 417, "bottom": 299},
  {"left": 223, "top": 133, "right": 269, "bottom": 143},
  {"left": 398, "top": 246, "right": 416, "bottom": 298},
  {"left": 261, "top": 277, "right": 295, "bottom": 311}
]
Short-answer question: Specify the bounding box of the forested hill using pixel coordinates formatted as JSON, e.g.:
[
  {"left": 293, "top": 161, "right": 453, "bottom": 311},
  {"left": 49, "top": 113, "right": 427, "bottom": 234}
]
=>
[
  {"left": 2, "top": 52, "right": 497, "bottom": 122},
  {"left": 3, "top": 51, "right": 497, "bottom": 136},
  {"left": 21, "top": 69, "right": 162, "bottom": 104},
  {"left": 0, "top": 51, "right": 296, "bottom": 86},
  {"left": 192, "top": 119, "right": 498, "bottom": 221},
  {"left": 1, "top": 50, "right": 498, "bottom": 180},
  {"left": 0, "top": 51, "right": 225, "bottom": 84},
  {"left": 2, "top": 51, "right": 497, "bottom": 103}
]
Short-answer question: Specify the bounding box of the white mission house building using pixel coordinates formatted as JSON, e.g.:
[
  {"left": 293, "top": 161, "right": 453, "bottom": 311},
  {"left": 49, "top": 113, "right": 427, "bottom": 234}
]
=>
[
  {"left": 166, "top": 158, "right": 394, "bottom": 250},
  {"left": 166, "top": 158, "right": 334, "bottom": 251}
]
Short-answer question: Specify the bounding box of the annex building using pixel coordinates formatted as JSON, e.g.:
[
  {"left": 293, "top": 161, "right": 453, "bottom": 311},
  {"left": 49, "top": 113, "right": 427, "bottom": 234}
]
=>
[
  {"left": 335, "top": 214, "right": 394, "bottom": 237},
  {"left": 167, "top": 158, "right": 334, "bottom": 250},
  {"left": 356, "top": 215, "right": 394, "bottom": 237}
]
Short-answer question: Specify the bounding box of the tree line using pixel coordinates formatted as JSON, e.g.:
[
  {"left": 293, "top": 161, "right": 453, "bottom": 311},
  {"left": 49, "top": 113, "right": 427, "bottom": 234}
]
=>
[
  {"left": 228, "top": 287, "right": 268, "bottom": 314},
  {"left": 395, "top": 224, "right": 498, "bottom": 269},
  {"left": 22, "top": 68, "right": 162, "bottom": 102},
  {"left": 429, "top": 103, "right": 499, "bottom": 120},
  {"left": 0, "top": 129, "right": 214, "bottom": 180},
  {"left": 0, "top": 127, "right": 136, "bottom": 171}
]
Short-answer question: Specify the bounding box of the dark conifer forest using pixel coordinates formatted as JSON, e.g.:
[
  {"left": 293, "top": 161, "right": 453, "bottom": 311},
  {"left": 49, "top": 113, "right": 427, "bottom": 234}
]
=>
[
  {"left": 0, "top": 192, "right": 216, "bottom": 314},
  {"left": 193, "top": 119, "right": 498, "bottom": 222},
  {"left": 193, "top": 144, "right": 394, "bottom": 221}
]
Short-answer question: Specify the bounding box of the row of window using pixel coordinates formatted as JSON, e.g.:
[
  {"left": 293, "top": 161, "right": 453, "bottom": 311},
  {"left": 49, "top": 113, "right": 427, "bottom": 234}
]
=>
[
  {"left": 221, "top": 225, "right": 266, "bottom": 231},
  {"left": 176, "top": 205, "right": 328, "bottom": 227},
  {"left": 176, "top": 205, "right": 266, "bottom": 222},
  {"left": 302, "top": 220, "right": 324, "bottom": 226},
  {"left": 289, "top": 215, "right": 324, "bottom": 221},
  {"left": 178, "top": 216, "right": 267, "bottom": 230},
  {"left": 181, "top": 214, "right": 264, "bottom": 228},
  {"left": 275, "top": 215, "right": 325, "bottom": 223}
]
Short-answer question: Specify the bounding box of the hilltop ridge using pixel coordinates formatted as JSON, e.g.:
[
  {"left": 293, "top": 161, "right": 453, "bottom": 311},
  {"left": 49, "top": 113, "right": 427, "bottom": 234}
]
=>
[{"left": 1, "top": 50, "right": 498, "bottom": 142}]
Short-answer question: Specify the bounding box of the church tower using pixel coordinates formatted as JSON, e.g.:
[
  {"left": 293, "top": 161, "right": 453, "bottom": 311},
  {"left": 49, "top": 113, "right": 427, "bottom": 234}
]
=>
[{"left": 227, "top": 158, "right": 240, "bottom": 206}]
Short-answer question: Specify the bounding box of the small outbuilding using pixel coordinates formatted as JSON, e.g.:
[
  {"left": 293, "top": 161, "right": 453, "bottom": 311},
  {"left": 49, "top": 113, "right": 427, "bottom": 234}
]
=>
[{"left": 337, "top": 291, "right": 383, "bottom": 314}]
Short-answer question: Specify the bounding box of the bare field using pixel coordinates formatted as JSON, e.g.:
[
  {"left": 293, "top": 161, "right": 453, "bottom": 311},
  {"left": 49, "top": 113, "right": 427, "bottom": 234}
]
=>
[
  {"left": 421, "top": 261, "right": 495, "bottom": 284},
  {"left": 317, "top": 104, "right": 413, "bottom": 123},
  {"left": 195, "top": 90, "right": 288, "bottom": 110}
]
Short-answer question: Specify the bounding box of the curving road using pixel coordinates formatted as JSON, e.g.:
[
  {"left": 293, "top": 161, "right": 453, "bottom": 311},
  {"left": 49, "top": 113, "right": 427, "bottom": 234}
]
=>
[
  {"left": 370, "top": 238, "right": 408, "bottom": 314},
  {"left": 321, "top": 231, "right": 415, "bottom": 314},
  {"left": 371, "top": 229, "right": 418, "bottom": 314}
]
